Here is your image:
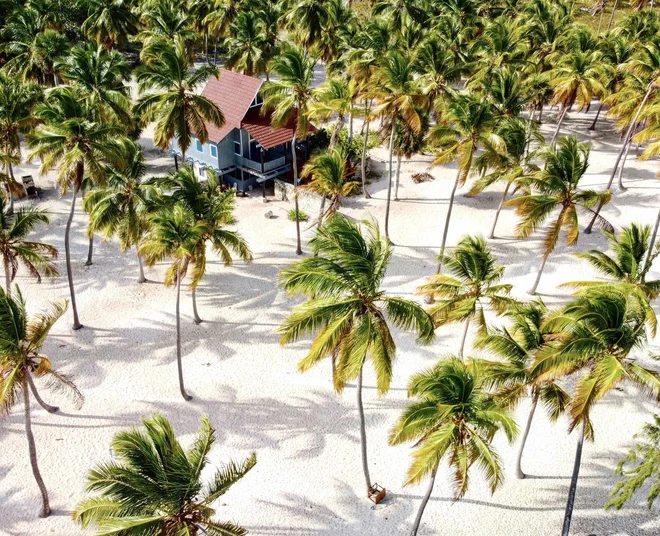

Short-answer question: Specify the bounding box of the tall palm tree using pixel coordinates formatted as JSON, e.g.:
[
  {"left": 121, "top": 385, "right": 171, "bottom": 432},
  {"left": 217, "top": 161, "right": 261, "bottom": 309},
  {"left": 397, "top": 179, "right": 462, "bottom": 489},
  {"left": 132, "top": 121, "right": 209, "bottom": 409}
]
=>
[
  {"left": 224, "top": 11, "right": 268, "bottom": 77},
  {"left": 0, "top": 195, "right": 57, "bottom": 295},
  {"left": 139, "top": 204, "right": 206, "bottom": 401},
  {"left": 0, "top": 286, "right": 83, "bottom": 518},
  {"left": 309, "top": 77, "right": 357, "bottom": 150},
  {"left": 429, "top": 93, "right": 501, "bottom": 272},
  {"left": 476, "top": 299, "right": 569, "bottom": 479},
  {"left": 28, "top": 87, "right": 124, "bottom": 330},
  {"left": 135, "top": 38, "right": 224, "bottom": 163},
  {"left": 417, "top": 235, "right": 515, "bottom": 357},
  {"left": 137, "top": 2, "right": 196, "bottom": 54},
  {"left": 389, "top": 357, "right": 517, "bottom": 536},
  {"left": 281, "top": 0, "right": 329, "bottom": 51},
  {"left": 74, "top": 414, "right": 256, "bottom": 536},
  {"left": 392, "top": 107, "right": 429, "bottom": 201},
  {"left": 279, "top": 214, "right": 434, "bottom": 496},
  {"left": 83, "top": 141, "right": 155, "bottom": 283},
  {"left": 534, "top": 288, "right": 660, "bottom": 536},
  {"left": 81, "top": 0, "right": 140, "bottom": 49},
  {"left": 505, "top": 136, "right": 612, "bottom": 295},
  {"left": 261, "top": 45, "right": 316, "bottom": 256}
]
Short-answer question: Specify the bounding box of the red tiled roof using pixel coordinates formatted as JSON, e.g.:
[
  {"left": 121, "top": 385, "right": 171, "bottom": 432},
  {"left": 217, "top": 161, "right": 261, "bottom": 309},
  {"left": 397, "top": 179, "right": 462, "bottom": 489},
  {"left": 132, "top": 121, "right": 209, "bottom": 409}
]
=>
[
  {"left": 240, "top": 107, "right": 316, "bottom": 150},
  {"left": 201, "top": 69, "right": 263, "bottom": 143}
]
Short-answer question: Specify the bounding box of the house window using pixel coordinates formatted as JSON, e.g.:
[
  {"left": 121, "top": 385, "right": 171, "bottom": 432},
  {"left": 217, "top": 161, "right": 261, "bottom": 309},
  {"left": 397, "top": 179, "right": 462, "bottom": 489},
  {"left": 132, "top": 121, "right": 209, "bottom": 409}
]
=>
[
  {"left": 250, "top": 93, "right": 263, "bottom": 107},
  {"left": 210, "top": 144, "right": 217, "bottom": 158},
  {"left": 234, "top": 141, "right": 241, "bottom": 156},
  {"left": 195, "top": 139, "right": 203, "bottom": 152}
]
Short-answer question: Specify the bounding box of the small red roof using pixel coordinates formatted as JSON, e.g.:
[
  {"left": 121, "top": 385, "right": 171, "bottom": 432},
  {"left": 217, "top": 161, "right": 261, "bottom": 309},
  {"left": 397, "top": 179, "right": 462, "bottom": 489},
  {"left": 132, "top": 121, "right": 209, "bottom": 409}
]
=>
[{"left": 241, "top": 107, "right": 302, "bottom": 150}]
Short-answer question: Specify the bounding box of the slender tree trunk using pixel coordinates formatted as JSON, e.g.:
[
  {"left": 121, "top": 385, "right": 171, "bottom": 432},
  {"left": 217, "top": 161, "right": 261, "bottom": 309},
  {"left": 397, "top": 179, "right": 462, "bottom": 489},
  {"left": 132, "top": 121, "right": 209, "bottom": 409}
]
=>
[
  {"left": 538, "top": 104, "right": 544, "bottom": 124},
  {"left": 329, "top": 116, "right": 344, "bottom": 151},
  {"left": 361, "top": 105, "right": 372, "bottom": 199},
  {"left": 174, "top": 154, "right": 179, "bottom": 171},
  {"left": 65, "top": 187, "right": 82, "bottom": 330},
  {"left": 642, "top": 208, "right": 660, "bottom": 281},
  {"left": 409, "top": 464, "right": 439, "bottom": 536},
  {"left": 317, "top": 195, "right": 327, "bottom": 230},
  {"left": 357, "top": 367, "right": 372, "bottom": 494},
  {"left": 7, "top": 161, "right": 15, "bottom": 214},
  {"left": 384, "top": 124, "right": 396, "bottom": 240},
  {"left": 597, "top": 0, "right": 606, "bottom": 34},
  {"left": 27, "top": 374, "right": 58, "bottom": 413},
  {"left": 458, "top": 317, "right": 470, "bottom": 359},
  {"left": 348, "top": 110, "right": 354, "bottom": 143},
  {"left": 516, "top": 391, "right": 539, "bottom": 479},
  {"left": 176, "top": 270, "right": 192, "bottom": 401},
  {"left": 436, "top": 168, "right": 462, "bottom": 273},
  {"left": 529, "top": 250, "right": 551, "bottom": 295},
  {"left": 589, "top": 102, "right": 604, "bottom": 131},
  {"left": 85, "top": 235, "right": 93, "bottom": 266},
  {"left": 561, "top": 424, "right": 585, "bottom": 536},
  {"left": 292, "top": 135, "right": 303, "bottom": 255},
  {"left": 585, "top": 82, "right": 654, "bottom": 233},
  {"left": 137, "top": 252, "right": 146, "bottom": 283},
  {"left": 551, "top": 107, "right": 569, "bottom": 144},
  {"left": 192, "top": 287, "right": 202, "bottom": 324},
  {"left": 607, "top": 0, "right": 618, "bottom": 30},
  {"left": 488, "top": 182, "right": 511, "bottom": 239},
  {"left": 617, "top": 130, "right": 635, "bottom": 190},
  {"left": 4, "top": 255, "right": 11, "bottom": 297},
  {"left": 23, "top": 375, "right": 51, "bottom": 517},
  {"left": 394, "top": 155, "right": 402, "bottom": 201}
]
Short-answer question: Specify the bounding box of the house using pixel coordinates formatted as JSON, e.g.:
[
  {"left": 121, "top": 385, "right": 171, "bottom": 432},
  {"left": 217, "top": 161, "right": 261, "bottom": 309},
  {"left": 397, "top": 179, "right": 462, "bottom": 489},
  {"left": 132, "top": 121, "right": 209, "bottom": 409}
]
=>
[{"left": 169, "top": 69, "right": 314, "bottom": 195}]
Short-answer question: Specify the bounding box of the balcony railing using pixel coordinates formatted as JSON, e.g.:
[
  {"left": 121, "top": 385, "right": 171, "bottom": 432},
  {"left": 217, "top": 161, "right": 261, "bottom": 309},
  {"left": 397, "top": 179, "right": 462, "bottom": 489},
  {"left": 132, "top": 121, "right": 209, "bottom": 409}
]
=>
[{"left": 236, "top": 154, "right": 286, "bottom": 174}]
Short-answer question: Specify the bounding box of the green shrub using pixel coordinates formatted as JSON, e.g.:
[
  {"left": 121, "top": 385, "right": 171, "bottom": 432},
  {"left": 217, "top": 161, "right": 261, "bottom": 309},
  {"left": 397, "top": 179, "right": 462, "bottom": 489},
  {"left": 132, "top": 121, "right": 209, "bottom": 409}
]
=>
[{"left": 288, "top": 209, "right": 308, "bottom": 222}]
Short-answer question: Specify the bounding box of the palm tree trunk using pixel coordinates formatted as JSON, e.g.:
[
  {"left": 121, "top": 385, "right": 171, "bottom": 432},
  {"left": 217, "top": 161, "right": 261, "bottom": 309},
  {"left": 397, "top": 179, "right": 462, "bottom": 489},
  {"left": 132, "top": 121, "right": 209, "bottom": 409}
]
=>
[
  {"left": 317, "top": 195, "right": 327, "bottom": 230},
  {"left": 488, "top": 182, "right": 511, "bottom": 239},
  {"left": 597, "top": 0, "right": 607, "bottom": 34},
  {"left": 348, "top": 110, "right": 354, "bottom": 143},
  {"left": 192, "top": 287, "right": 202, "bottom": 324},
  {"left": 23, "top": 374, "right": 51, "bottom": 517},
  {"left": 384, "top": 124, "right": 396, "bottom": 240},
  {"left": 174, "top": 154, "right": 179, "bottom": 171},
  {"left": 27, "top": 374, "right": 58, "bottom": 413},
  {"left": 458, "top": 318, "right": 470, "bottom": 359},
  {"left": 7, "top": 161, "right": 15, "bottom": 214},
  {"left": 394, "top": 155, "right": 402, "bottom": 201},
  {"left": 176, "top": 270, "right": 192, "bottom": 401},
  {"left": 529, "top": 250, "right": 551, "bottom": 295},
  {"left": 4, "top": 255, "right": 11, "bottom": 297},
  {"left": 642, "top": 208, "right": 660, "bottom": 280},
  {"left": 361, "top": 108, "right": 372, "bottom": 199},
  {"left": 589, "top": 102, "right": 604, "bottom": 131},
  {"left": 357, "top": 367, "right": 372, "bottom": 494},
  {"left": 137, "top": 252, "right": 146, "bottom": 283},
  {"left": 65, "top": 187, "right": 83, "bottom": 330},
  {"left": 409, "top": 464, "right": 439, "bottom": 536},
  {"left": 436, "top": 168, "right": 461, "bottom": 273},
  {"left": 292, "top": 135, "right": 303, "bottom": 255},
  {"left": 607, "top": 0, "right": 618, "bottom": 30},
  {"left": 561, "top": 423, "right": 585, "bottom": 536},
  {"left": 329, "top": 115, "right": 344, "bottom": 150},
  {"left": 551, "top": 106, "right": 569, "bottom": 144},
  {"left": 585, "top": 81, "right": 654, "bottom": 233},
  {"left": 516, "top": 391, "right": 539, "bottom": 479},
  {"left": 85, "top": 235, "right": 94, "bottom": 266},
  {"left": 617, "top": 129, "right": 635, "bottom": 190},
  {"left": 538, "top": 104, "right": 544, "bottom": 124}
]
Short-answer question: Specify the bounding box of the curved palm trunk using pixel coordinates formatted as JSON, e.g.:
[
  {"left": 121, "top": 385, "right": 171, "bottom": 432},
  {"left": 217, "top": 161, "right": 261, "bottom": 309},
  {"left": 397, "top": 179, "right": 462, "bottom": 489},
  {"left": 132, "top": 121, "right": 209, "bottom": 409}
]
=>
[
  {"left": 409, "top": 464, "right": 439, "bottom": 536},
  {"left": 292, "top": 135, "right": 303, "bottom": 256},
  {"left": 192, "top": 287, "right": 202, "bottom": 324},
  {"left": 23, "top": 374, "right": 51, "bottom": 517},
  {"left": 176, "top": 270, "right": 192, "bottom": 401},
  {"left": 607, "top": 0, "right": 619, "bottom": 30},
  {"left": 436, "top": 168, "right": 462, "bottom": 273},
  {"left": 589, "top": 102, "right": 604, "bottom": 131},
  {"left": 357, "top": 367, "right": 372, "bottom": 494},
  {"left": 27, "top": 374, "right": 58, "bottom": 413},
  {"left": 562, "top": 423, "right": 585, "bottom": 536},
  {"left": 616, "top": 130, "right": 635, "bottom": 190},
  {"left": 361, "top": 100, "right": 372, "bottom": 199},
  {"left": 137, "top": 252, "right": 146, "bottom": 283},
  {"left": 394, "top": 155, "right": 402, "bottom": 201},
  {"left": 551, "top": 107, "right": 569, "bottom": 144},
  {"left": 384, "top": 125, "right": 396, "bottom": 240},
  {"left": 586, "top": 82, "right": 654, "bottom": 233},
  {"left": 85, "top": 235, "right": 94, "bottom": 266},
  {"left": 529, "top": 250, "right": 551, "bottom": 295},
  {"left": 642, "top": 208, "right": 660, "bottom": 281},
  {"left": 65, "top": 187, "right": 83, "bottom": 330},
  {"left": 516, "top": 391, "right": 539, "bottom": 479},
  {"left": 458, "top": 318, "right": 470, "bottom": 359},
  {"left": 329, "top": 115, "right": 345, "bottom": 151},
  {"left": 488, "top": 182, "right": 511, "bottom": 239},
  {"left": 316, "top": 195, "right": 327, "bottom": 230}
]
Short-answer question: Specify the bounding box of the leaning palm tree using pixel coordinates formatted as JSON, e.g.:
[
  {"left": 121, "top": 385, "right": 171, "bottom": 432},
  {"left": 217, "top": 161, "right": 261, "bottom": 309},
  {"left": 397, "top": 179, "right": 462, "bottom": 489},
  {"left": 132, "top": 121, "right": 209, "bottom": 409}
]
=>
[
  {"left": 429, "top": 93, "right": 501, "bottom": 272},
  {"left": 309, "top": 77, "right": 357, "bottom": 150},
  {"left": 476, "top": 300, "right": 570, "bottom": 479},
  {"left": 279, "top": 214, "right": 434, "bottom": 497},
  {"left": 28, "top": 87, "right": 124, "bottom": 330},
  {"left": 74, "top": 414, "right": 256, "bottom": 536},
  {"left": 534, "top": 287, "right": 660, "bottom": 536},
  {"left": 261, "top": 45, "right": 316, "bottom": 255},
  {"left": 81, "top": 0, "right": 139, "bottom": 49},
  {"left": 0, "top": 286, "right": 83, "bottom": 518},
  {"left": 298, "top": 149, "right": 359, "bottom": 229},
  {"left": 417, "top": 235, "right": 515, "bottom": 358},
  {"left": 390, "top": 357, "right": 517, "bottom": 536},
  {"left": 0, "top": 195, "right": 58, "bottom": 295},
  {"left": 139, "top": 205, "right": 206, "bottom": 401},
  {"left": 505, "top": 136, "right": 612, "bottom": 295}
]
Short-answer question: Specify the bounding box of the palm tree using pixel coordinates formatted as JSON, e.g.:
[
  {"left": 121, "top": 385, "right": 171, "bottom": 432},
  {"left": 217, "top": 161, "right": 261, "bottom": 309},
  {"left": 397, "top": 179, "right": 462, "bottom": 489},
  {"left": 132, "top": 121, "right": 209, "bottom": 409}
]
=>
[
  {"left": 279, "top": 214, "right": 434, "bottom": 496},
  {"left": 83, "top": 141, "right": 155, "bottom": 283},
  {"left": 137, "top": 2, "right": 196, "bottom": 53},
  {"left": 392, "top": 107, "right": 429, "bottom": 201},
  {"left": 505, "top": 136, "right": 612, "bottom": 295},
  {"left": 135, "top": 38, "right": 224, "bottom": 163},
  {"left": 371, "top": 50, "right": 426, "bottom": 240},
  {"left": 417, "top": 235, "right": 515, "bottom": 358},
  {"left": 0, "top": 195, "right": 57, "bottom": 295},
  {"left": 309, "top": 77, "right": 357, "bottom": 150},
  {"left": 74, "top": 414, "right": 256, "bottom": 535},
  {"left": 0, "top": 286, "right": 83, "bottom": 518},
  {"left": 224, "top": 11, "right": 268, "bottom": 77},
  {"left": 534, "top": 287, "right": 660, "bottom": 536},
  {"left": 81, "top": 0, "right": 140, "bottom": 49},
  {"left": 261, "top": 45, "right": 316, "bottom": 256},
  {"left": 429, "top": 93, "right": 501, "bottom": 272},
  {"left": 299, "top": 149, "right": 359, "bottom": 228},
  {"left": 389, "top": 357, "right": 517, "bottom": 536},
  {"left": 139, "top": 204, "right": 206, "bottom": 401},
  {"left": 281, "top": 0, "right": 329, "bottom": 51},
  {"left": 476, "top": 300, "right": 569, "bottom": 479},
  {"left": 28, "top": 87, "right": 124, "bottom": 330}
]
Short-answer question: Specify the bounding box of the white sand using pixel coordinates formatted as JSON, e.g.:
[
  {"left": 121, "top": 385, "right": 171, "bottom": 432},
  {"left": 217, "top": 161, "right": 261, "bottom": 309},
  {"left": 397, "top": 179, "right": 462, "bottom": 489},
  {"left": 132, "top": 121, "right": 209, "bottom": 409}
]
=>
[{"left": 1, "top": 107, "right": 660, "bottom": 536}]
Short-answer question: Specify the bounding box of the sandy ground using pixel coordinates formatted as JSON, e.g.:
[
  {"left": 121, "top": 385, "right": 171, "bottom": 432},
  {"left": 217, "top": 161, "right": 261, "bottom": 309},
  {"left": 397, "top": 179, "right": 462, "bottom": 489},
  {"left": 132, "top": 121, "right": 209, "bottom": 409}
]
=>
[{"left": 1, "top": 106, "right": 660, "bottom": 536}]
